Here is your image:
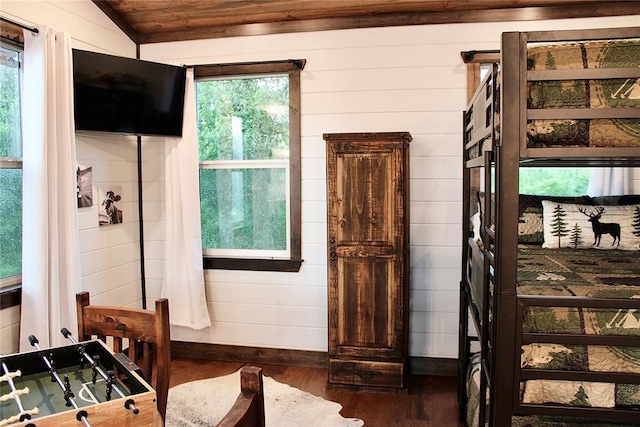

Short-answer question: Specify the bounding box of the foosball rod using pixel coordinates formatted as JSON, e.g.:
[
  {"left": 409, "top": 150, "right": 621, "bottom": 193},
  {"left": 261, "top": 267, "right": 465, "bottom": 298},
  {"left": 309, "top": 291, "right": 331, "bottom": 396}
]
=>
[
  {"left": 60, "top": 328, "right": 140, "bottom": 415},
  {"left": 60, "top": 328, "right": 127, "bottom": 399},
  {"left": 28, "top": 335, "right": 91, "bottom": 427},
  {"left": 0, "top": 357, "right": 38, "bottom": 424}
]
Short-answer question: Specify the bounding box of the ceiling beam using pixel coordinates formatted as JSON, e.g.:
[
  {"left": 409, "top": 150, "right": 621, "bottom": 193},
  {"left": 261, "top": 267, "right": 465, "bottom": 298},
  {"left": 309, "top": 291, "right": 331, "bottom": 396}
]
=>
[{"left": 134, "top": 2, "right": 640, "bottom": 44}]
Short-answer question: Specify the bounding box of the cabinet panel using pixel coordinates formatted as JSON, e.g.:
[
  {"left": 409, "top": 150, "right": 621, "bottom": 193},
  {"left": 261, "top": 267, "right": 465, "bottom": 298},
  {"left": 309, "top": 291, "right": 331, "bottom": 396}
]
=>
[
  {"left": 335, "top": 151, "right": 395, "bottom": 244},
  {"left": 335, "top": 257, "right": 399, "bottom": 349}
]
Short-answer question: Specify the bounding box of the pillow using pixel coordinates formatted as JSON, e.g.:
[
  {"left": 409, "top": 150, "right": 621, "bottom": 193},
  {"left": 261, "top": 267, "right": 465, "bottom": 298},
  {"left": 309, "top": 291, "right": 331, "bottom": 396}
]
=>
[
  {"left": 542, "top": 201, "right": 640, "bottom": 250},
  {"left": 518, "top": 206, "right": 544, "bottom": 243},
  {"left": 518, "top": 195, "right": 591, "bottom": 244},
  {"left": 591, "top": 194, "right": 640, "bottom": 206}
]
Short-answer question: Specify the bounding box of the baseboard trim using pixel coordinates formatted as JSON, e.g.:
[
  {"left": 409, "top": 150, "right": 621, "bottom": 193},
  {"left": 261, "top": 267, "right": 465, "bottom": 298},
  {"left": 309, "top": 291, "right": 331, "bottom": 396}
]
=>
[
  {"left": 171, "top": 341, "right": 326, "bottom": 367},
  {"left": 411, "top": 356, "right": 458, "bottom": 376},
  {"left": 171, "top": 341, "right": 457, "bottom": 376}
]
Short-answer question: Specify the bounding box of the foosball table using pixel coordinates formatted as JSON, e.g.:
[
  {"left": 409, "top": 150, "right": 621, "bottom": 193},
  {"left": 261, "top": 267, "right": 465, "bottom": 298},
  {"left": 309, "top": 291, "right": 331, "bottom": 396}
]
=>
[{"left": 0, "top": 332, "right": 160, "bottom": 426}]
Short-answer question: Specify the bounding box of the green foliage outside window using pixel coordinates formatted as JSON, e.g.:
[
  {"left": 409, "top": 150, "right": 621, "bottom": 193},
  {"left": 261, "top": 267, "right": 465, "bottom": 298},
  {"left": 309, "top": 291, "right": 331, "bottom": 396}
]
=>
[
  {"left": 197, "top": 77, "right": 289, "bottom": 161},
  {"left": 0, "top": 45, "right": 22, "bottom": 281},
  {"left": 0, "top": 169, "right": 21, "bottom": 279},
  {"left": 0, "top": 47, "right": 21, "bottom": 158},
  {"left": 199, "top": 168, "right": 287, "bottom": 250},
  {"left": 197, "top": 76, "right": 289, "bottom": 252},
  {"left": 519, "top": 167, "right": 589, "bottom": 196}
]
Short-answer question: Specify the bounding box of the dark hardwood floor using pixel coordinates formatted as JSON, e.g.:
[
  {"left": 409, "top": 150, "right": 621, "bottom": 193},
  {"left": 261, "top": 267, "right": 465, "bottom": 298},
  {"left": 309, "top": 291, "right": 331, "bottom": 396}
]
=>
[{"left": 169, "top": 357, "right": 465, "bottom": 427}]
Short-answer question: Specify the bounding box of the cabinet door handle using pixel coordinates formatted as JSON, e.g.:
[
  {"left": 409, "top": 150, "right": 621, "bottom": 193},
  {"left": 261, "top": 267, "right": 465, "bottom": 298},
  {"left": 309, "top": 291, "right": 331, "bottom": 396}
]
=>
[{"left": 329, "top": 238, "right": 337, "bottom": 266}]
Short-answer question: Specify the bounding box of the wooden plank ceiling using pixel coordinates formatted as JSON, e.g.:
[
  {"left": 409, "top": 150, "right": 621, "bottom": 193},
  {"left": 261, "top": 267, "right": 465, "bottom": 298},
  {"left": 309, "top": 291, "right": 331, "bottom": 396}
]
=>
[
  {"left": 0, "top": 1, "right": 638, "bottom": 45},
  {"left": 92, "top": 0, "right": 640, "bottom": 44}
]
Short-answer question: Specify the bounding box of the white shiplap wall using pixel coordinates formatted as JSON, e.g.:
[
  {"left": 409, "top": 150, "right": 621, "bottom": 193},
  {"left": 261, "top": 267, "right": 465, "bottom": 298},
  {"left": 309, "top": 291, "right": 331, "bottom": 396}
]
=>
[
  {"left": 75, "top": 134, "right": 143, "bottom": 306},
  {"left": 0, "top": 0, "right": 639, "bottom": 358},
  {"left": 0, "top": 0, "right": 136, "bottom": 355},
  {"left": 141, "top": 15, "right": 640, "bottom": 358}
]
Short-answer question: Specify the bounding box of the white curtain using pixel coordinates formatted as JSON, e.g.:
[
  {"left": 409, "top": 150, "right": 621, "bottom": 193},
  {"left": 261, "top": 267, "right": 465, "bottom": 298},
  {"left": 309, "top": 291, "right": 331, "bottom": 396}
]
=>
[
  {"left": 588, "top": 168, "right": 629, "bottom": 197},
  {"left": 162, "top": 68, "right": 211, "bottom": 329},
  {"left": 19, "top": 26, "right": 81, "bottom": 351}
]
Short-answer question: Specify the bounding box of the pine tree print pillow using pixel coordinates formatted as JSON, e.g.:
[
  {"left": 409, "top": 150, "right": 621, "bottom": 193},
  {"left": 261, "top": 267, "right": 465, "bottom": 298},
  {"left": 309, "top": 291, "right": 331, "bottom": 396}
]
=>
[{"left": 541, "top": 201, "right": 640, "bottom": 250}]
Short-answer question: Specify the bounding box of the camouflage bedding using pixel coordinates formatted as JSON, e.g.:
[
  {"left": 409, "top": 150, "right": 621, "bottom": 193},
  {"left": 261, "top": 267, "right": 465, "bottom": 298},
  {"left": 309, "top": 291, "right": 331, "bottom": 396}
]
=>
[
  {"left": 466, "top": 352, "right": 640, "bottom": 427},
  {"left": 517, "top": 245, "right": 640, "bottom": 409},
  {"left": 466, "top": 353, "right": 482, "bottom": 427},
  {"left": 465, "top": 246, "right": 640, "bottom": 425},
  {"left": 526, "top": 39, "right": 640, "bottom": 148}
]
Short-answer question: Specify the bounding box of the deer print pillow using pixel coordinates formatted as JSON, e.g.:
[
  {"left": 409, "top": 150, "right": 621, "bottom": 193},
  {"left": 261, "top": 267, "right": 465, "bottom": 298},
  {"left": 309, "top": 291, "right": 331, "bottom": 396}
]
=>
[{"left": 541, "top": 201, "right": 640, "bottom": 250}]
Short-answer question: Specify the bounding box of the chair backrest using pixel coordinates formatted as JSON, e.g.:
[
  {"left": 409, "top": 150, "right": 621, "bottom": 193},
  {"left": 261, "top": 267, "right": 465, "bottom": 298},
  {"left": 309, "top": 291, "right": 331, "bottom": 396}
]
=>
[
  {"left": 217, "top": 366, "right": 265, "bottom": 427},
  {"left": 76, "top": 291, "right": 171, "bottom": 420}
]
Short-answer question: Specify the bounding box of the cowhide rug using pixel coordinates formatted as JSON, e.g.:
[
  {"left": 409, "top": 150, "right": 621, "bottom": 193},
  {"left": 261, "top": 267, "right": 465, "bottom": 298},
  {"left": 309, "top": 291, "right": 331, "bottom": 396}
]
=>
[{"left": 165, "top": 370, "right": 365, "bottom": 427}]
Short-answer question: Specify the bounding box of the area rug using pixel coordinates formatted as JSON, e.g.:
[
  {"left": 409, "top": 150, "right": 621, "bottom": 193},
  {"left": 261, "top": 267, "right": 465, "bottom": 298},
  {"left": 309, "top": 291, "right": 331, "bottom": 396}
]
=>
[{"left": 165, "top": 370, "right": 364, "bottom": 427}]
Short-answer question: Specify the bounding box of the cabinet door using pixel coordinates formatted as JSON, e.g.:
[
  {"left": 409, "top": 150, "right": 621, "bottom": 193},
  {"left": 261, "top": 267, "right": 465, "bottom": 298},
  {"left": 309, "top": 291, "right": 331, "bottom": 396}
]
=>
[{"left": 326, "top": 139, "right": 407, "bottom": 360}]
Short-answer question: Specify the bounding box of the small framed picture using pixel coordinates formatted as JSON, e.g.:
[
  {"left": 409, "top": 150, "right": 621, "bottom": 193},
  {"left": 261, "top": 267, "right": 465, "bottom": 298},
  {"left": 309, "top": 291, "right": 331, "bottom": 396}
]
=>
[
  {"left": 76, "top": 165, "right": 93, "bottom": 208},
  {"left": 98, "top": 186, "right": 123, "bottom": 227}
]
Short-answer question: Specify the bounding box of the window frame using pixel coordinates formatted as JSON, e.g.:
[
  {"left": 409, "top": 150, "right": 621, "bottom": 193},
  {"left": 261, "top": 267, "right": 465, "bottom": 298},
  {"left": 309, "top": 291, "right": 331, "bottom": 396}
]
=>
[{"left": 194, "top": 59, "right": 305, "bottom": 272}]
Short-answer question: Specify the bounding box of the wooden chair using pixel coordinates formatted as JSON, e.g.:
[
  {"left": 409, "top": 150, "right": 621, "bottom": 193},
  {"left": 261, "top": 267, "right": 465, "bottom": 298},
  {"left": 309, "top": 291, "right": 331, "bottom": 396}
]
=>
[
  {"left": 217, "top": 366, "right": 266, "bottom": 427},
  {"left": 76, "top": 291, "right": 171, "bottom": 421}
]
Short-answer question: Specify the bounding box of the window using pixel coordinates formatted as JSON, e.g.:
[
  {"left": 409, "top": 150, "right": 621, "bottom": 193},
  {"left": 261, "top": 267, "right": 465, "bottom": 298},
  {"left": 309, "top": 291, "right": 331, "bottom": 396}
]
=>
[
  {"left": 0, "top": 43, "right": 22, "bottom": 288},
  {"left": 195, "top": 60, "right": 305, "bottom": 272},
  {"left": 519, "top": 167, "right": 590, "bottom": 196}
]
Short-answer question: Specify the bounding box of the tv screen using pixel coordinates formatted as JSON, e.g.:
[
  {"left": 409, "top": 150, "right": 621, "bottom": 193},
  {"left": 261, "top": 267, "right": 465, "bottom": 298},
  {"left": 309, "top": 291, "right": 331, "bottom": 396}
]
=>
[{"left": 73, "top": 49, "right": 186, "bottom": 137}]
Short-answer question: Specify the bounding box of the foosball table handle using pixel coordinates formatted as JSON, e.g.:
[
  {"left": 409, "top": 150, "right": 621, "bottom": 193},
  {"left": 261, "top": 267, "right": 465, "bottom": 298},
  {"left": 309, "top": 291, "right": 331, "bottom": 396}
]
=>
[
  {"left": 124, "top": 398, "right": 140, "bottom": 414},
  {"left": 76, "top": 410, "right": 88, "bottom": 422}
]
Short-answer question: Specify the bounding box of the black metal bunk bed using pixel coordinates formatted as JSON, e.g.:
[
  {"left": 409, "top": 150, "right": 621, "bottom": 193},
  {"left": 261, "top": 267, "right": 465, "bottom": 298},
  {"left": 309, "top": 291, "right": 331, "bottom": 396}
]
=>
[{"left": 458, "top": 26, "right": 640, "bottom": 426}]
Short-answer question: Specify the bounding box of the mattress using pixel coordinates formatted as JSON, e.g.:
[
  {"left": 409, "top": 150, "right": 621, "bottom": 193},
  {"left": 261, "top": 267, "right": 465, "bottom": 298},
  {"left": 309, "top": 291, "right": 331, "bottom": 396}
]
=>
[
  {"left": 527, "top": 39, "right": 640, "bottom": 148},
  {"left": 517, "top": 245, "right": 640, "bottom": 408}
]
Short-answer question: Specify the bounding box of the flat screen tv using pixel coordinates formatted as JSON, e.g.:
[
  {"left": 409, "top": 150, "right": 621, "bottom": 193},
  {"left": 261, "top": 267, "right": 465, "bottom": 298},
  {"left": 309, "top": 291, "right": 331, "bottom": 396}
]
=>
[{"left": 73, "top": 49, "right": 187, "bottom": 137}]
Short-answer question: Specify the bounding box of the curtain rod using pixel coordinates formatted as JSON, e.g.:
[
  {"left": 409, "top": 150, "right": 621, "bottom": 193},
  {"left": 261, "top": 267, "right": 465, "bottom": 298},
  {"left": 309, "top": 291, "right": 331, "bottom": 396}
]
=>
[{"left": 1, "top": 16, "right": 38, "bottom": 34}]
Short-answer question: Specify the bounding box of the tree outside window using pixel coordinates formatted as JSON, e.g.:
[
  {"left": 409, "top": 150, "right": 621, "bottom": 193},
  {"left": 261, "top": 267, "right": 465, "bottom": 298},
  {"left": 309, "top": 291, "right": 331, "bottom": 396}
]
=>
[
  {"left": 0, "top": 43, "right": 22, "bottom": 287},
  {"left": 520, "top": 167, "right": 589, "bottom": 196}
]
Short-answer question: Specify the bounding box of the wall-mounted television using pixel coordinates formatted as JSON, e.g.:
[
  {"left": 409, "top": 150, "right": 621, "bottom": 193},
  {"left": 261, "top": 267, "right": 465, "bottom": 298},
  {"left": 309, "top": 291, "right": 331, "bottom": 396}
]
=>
[{"left": 73, "top": 49, "right": 187, "bottom": 137}]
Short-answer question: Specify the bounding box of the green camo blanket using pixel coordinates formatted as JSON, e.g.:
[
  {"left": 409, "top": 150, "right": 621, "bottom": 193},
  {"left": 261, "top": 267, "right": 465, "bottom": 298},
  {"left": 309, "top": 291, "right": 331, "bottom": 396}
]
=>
[
  {"left": 526, "top": 39, "right": 640, "bottom": 148},
  {"left": 516, "top": 245, "right": 640, "bottom": 409}
]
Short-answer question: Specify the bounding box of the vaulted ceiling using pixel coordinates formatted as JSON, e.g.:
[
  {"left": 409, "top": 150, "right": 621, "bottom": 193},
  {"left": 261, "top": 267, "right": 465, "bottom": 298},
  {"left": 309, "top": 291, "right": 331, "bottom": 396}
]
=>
[
  {"left": 1, "top": 1, "right": 638, "bottom": 45},
  {"left": 92, "top": 0, "right": 640, "bottom": 45}
]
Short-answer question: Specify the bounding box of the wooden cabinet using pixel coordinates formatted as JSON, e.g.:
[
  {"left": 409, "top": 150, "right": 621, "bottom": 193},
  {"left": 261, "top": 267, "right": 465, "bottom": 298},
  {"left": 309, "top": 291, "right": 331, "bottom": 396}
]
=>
[{"left": 324, "top": 132, "right": 411, "bottom": 392}]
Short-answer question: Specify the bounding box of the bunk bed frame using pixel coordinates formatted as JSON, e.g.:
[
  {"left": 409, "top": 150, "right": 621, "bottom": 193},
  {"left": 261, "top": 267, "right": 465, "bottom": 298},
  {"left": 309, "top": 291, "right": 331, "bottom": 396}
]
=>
[{"left": 458, "top": 26, "right": 640, "bottom": 426}]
